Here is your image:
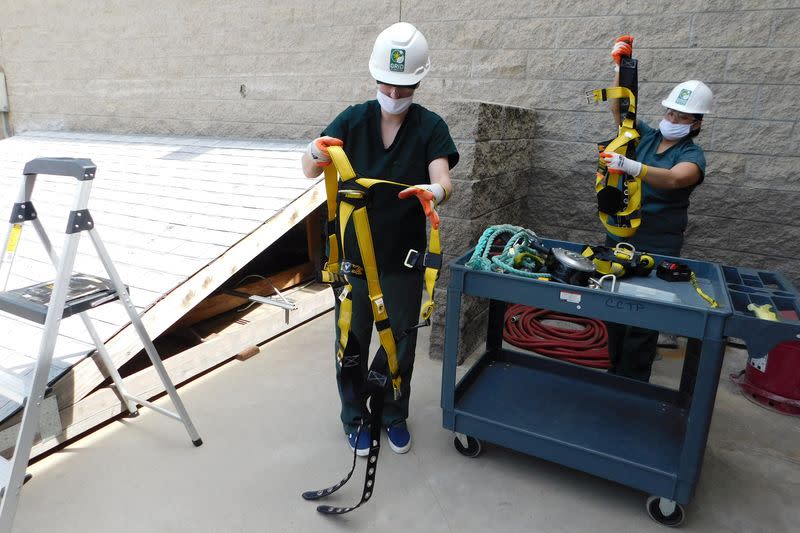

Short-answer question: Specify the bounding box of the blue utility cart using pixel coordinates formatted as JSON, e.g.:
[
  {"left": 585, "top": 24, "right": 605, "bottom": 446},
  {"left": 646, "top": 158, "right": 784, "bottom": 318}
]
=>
[{"left": 441, "top": 238, "right": 800, "bottom": 526}]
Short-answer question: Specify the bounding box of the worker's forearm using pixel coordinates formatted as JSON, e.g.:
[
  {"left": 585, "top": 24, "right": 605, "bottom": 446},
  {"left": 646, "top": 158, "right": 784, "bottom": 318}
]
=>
[
  {"left": 639, "top": 164, "right": 699, "bottom": 190},
  {"left": 610, "top": 70, "right": 622, "bottom": 127}
]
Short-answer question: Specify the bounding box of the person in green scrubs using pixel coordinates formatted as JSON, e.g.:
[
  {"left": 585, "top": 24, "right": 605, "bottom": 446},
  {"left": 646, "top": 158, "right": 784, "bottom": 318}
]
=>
[
  {"left": 602, "top": 36, "right": 713, "bottom": 381},
  {"left": 301, "top": 22, "right": 459, "bottom": 454}
]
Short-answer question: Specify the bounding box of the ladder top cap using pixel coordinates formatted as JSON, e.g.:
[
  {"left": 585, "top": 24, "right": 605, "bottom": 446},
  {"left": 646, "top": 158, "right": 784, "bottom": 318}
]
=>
[{"left": 23, "top": 157, "right": 97, "bottom": 180}]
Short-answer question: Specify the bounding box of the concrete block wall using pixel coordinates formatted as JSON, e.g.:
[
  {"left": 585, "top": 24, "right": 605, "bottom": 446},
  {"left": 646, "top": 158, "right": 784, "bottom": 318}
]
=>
[
  {"left": 0, "top": 1, "right": 798, "bottom": 280},
  {"left": 428, "top": 101, "right": 535, "bottom": 361}
]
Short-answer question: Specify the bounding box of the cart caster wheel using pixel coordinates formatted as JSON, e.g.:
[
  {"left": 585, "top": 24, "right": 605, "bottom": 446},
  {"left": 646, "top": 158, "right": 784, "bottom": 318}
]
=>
[
  {"left": 646, "top": 496, "right": 685, "bottom": 527},
  {"left": 453, "top": 433, "right": 482, "bottom": 458}
]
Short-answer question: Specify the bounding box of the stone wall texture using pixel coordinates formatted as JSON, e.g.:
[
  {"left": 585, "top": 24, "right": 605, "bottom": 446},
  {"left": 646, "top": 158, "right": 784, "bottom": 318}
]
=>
[
  {"left": 1, "top": 1, "right": 798, "bottom": 298},
  {"left": 429, "top": 101, "right": 535, "bottom": 361}
]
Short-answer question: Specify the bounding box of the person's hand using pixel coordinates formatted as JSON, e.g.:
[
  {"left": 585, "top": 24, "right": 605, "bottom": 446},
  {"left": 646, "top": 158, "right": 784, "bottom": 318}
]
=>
[
  {"left": 307, "top": 136, "right": 343, "bottom": 167},
  {"left": 401, "top": 183, "right": 446, "bottom": 205},
  {"left": 398, "top": 184, "right": 443, "bottom": 229},
  {"left": 601, "top": 151, "right": 647, "bottom": 178},
  {"left": 611, "top": 35, "right": 634, "bottom": 65}
]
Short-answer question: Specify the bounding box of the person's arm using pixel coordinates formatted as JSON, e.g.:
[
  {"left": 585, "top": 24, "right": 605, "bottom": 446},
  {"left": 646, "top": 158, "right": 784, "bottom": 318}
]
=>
[
  {"left": 610, "top": 35, "right": 633, "bottom": 127},
  {"left": 428, "top": 156, "right": 453, "bottom": 202},
  {"left": 602, "top": 152, "right": 702, "bottom": 190},
  {"left": 396, "top": 156, "right": 454, "bottom": 230},
  {"left": 301, "top": 136, "right": 344, "bottom": 179},
  {"left": 640, "top": 162, "right": 702, "bottom": 190}
]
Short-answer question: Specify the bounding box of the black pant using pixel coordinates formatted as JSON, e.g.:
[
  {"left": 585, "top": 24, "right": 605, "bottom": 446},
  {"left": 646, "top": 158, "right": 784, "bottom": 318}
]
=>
[
  {"left": 602, "top": 236, "right": 678, "bottom": 382},
  {"left": 606, "top": 322, "right": 659, "bottom": 382}
]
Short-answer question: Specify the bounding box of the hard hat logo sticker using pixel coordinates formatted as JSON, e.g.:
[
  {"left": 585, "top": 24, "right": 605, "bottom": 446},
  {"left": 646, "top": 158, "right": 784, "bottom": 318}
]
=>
[
  {"left": 390, "top": 49, "right": 406, "bottom": 72},
  {"left": 676, "top": 88, "right": 692, "bottom": 105}
]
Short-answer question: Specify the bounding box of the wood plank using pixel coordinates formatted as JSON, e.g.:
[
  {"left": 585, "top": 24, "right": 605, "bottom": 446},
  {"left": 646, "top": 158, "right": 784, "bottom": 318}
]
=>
[
  {"left": 0, "top": 283, "right": 334, "bottom": 458},
  {"left": 172, "top": 261, "right": 316, "bottom": 328},
  {"left": 50, "top": 180, "right": 326, "bottom": 409}
]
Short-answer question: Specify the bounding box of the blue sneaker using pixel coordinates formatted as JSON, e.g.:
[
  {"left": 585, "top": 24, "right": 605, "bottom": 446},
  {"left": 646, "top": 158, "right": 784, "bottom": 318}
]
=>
[
  {"left": 386, "top": 424, "right": 411, "bottom": 454},
  {"left": 347, "top": 428, "right": 371, "bottom": 457}
]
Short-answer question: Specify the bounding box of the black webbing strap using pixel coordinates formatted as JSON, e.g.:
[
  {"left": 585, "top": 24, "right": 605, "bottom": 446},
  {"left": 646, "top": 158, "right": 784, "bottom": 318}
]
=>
[{"left": 301, "top": 339, "right": 392, "bottom": 514}]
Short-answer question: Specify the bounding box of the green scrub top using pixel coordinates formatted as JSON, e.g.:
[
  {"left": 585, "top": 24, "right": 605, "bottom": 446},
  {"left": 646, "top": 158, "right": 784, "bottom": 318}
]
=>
[{"left": 323, "top": 100, "right": 459, "bottom": 273}]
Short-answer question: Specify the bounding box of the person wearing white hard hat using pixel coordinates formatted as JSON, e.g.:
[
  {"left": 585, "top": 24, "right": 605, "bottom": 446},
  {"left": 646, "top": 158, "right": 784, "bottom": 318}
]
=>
[
  {"left": 603, "top": 35, "right": 712, "bottom": 382},
  {"left": 301, "top": 22, "right": 459, "bottom": 455}
]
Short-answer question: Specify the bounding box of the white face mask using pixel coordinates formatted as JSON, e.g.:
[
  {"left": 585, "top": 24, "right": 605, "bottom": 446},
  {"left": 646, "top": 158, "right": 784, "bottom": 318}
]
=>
[
  {"left": 659, "top": 118, "right": 692, "bottom": 140},
  {"left": 376, "top": 90, "right": 413, "bottom": 115}
]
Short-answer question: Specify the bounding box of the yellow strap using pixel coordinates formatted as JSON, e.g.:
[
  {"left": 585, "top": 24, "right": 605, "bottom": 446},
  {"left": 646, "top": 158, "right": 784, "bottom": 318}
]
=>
[
  {"left": 352, "top": 206, "right": 401, "bottom": 396},
  {"left": 336, "top": 285, "right": 353, "bottom": 360},
  {"left": 322, "top": 164, "right": 341, "bottom": 273},
  {"left": 5, "top": 224, "right": 22, "bottom": 259},
  {"left": 420, "top": 228, "right": 440, "bottom": 321},
  {"left": 591, "top": 86, "right": 643, "bottom": 238},
  {"left": 321, "top": 145, "right": 443, "bottom": 399},
  {"left": 589, "top": 86, "right": 636, "bottom": 116},
  {"left": 690, "top": 272, "right": 719, "bottom": 308},
  {"left": 328, "top": 146, "right": 356, "bottom": 181}
]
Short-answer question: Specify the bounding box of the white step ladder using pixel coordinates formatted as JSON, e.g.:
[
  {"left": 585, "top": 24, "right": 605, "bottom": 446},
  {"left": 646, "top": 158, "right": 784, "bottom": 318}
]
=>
[{"left": 0, "top": 158, "right": 202, "bottom": 532}]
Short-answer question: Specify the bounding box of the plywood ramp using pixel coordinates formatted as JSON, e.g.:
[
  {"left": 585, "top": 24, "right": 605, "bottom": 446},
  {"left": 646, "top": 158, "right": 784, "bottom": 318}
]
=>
[{"left": 0, "top": 131, "right": 332, "bottom": 455}]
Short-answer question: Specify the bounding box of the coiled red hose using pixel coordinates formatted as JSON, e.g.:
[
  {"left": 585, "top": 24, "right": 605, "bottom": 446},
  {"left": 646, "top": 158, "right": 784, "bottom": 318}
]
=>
[{"left": 503, "top": 304, "right": 610, "bottom": 369}]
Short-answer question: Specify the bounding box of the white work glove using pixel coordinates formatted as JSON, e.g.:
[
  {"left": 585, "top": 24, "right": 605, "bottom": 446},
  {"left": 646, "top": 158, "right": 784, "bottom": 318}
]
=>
[
  {"left": 306, "top": 136, "right": 343, "bottom": 167},
  {"left": 601, "top": 151, "right": 647, "bottom": 178},
  {"left": 407, "top": 183, "right": 447, "bottom": 205},
  {"left": 398, "top": 183, "right": 448, "bottom": 230}
]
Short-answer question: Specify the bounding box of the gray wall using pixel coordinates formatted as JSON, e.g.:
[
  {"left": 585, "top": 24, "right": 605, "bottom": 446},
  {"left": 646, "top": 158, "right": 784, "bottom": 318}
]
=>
[{"left": 1, "top": 0, "right": 799, "bottom": 283}]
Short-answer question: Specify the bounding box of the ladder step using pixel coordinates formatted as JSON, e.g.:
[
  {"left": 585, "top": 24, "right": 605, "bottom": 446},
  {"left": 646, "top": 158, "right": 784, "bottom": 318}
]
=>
[
  {"left": 0, "top": 369, "right": 27, "bottom": 405},
  {"left": 0, "top": 273, "right": 124, "bottom": 325}
]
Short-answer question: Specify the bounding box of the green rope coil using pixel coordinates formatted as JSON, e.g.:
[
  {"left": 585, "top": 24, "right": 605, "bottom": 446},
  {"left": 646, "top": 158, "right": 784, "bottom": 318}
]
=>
[{"left": 466, "top": 225, "right": 552, "bottom": 280}]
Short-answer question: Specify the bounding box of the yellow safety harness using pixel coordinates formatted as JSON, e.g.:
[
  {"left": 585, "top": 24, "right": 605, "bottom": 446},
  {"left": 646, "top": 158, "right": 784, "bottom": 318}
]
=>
[
  {"left": 581, "top": 241, "right": 654, "bottom": 278},
  {"left": 320, "top": 145, "right": 440, "bottom": 398},
  {"left": 303, "top": 145, "right": 442, "bottom": 515},
  {"left": 588, "top": 86, "right": 643, "bottom": 238}
]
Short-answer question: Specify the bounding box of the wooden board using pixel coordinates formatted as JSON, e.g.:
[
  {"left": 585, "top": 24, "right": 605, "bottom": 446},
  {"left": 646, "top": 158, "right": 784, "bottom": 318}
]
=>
[{"left": 0, "top": 131, "right": 326, "bottom": 423}]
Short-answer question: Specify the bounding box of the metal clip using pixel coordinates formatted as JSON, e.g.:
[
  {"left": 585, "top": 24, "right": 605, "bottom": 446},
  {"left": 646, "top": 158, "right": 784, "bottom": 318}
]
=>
[{"left": 404, "top": 249, "right": 419, "bottom": 269}]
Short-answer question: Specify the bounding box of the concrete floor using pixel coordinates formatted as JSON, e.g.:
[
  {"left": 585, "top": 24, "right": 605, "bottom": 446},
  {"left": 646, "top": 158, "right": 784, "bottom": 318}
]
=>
[{"left": 13, "top": 311, "right": 800, "bottom": 533}]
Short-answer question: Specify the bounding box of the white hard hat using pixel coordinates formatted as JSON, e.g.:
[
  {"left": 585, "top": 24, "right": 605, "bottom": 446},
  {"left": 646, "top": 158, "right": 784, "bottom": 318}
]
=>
[
  {"left": 661, "top": 80, "right": 713, "bottom": 115},
  {"left": 368, "top": 22, "right": 430, "bottom": 86}
]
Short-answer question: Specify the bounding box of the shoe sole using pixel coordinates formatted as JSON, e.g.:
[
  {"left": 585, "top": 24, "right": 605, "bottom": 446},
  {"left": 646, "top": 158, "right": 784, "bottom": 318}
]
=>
[
  {"left": 387, "top": 438, "right": 411, "bottom": 454},
  {"left": 348, "top": 438, "right": 370, "bottom": 457}
]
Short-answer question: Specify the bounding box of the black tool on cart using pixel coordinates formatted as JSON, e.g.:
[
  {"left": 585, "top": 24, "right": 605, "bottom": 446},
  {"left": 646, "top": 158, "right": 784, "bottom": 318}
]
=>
[{"left": 657, "top": 260, "right": 692, "bottom": 282}]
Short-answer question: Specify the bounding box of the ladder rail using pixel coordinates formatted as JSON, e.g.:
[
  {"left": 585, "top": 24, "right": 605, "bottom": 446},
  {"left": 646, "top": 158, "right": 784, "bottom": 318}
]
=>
[
  {"left": 0, "top": 158, "right": 203, "bottom": 533},
  {"left": 1, "top": 175, "right": 37, "bottom": 292},
  {"left": 88, "top": 227, "right": 202, "bottom": 444},
  {"left": 0, "top": 224, "right": 82, "bottom": 533}
]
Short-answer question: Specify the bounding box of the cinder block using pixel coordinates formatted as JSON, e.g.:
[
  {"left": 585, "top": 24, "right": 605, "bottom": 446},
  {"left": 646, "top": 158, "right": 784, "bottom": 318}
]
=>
[
  {"left": 756, "top": 84, "right": 800, "bottom": 121},
  {"left": 725, "top": 49, "right": 800, "bottom": 84},
  {"left": 711, "top": 119, "right": 793, "bottom": 156},
  {"left": 691, "top": 12, "right": 772, "bottom": 48},
  {"left": 771, "top": 10, "right": 800, "bottom": 47},
  {"left": 706, "top": 83, "right": 760, "bottom": 119},
  {"left": 404, "top": 0, "right": 530, "bottom": 21},
  {"left": 471, "top": 50, "right": 528, "bottom": 79},
  {"left": 744, "top": 155, "right": 800, "bottom": 190}
]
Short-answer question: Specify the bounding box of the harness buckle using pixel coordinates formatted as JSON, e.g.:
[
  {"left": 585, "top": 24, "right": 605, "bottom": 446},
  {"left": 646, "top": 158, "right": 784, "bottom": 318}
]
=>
[
  {"left": 404, "top": 249, "right": 419, "bottom": 269},
  {"left": 337, "top": 186, "right": 372, "bottom": 208},
  {"left": 407, "top": 318, "right": 431, "bottom": 331}
]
